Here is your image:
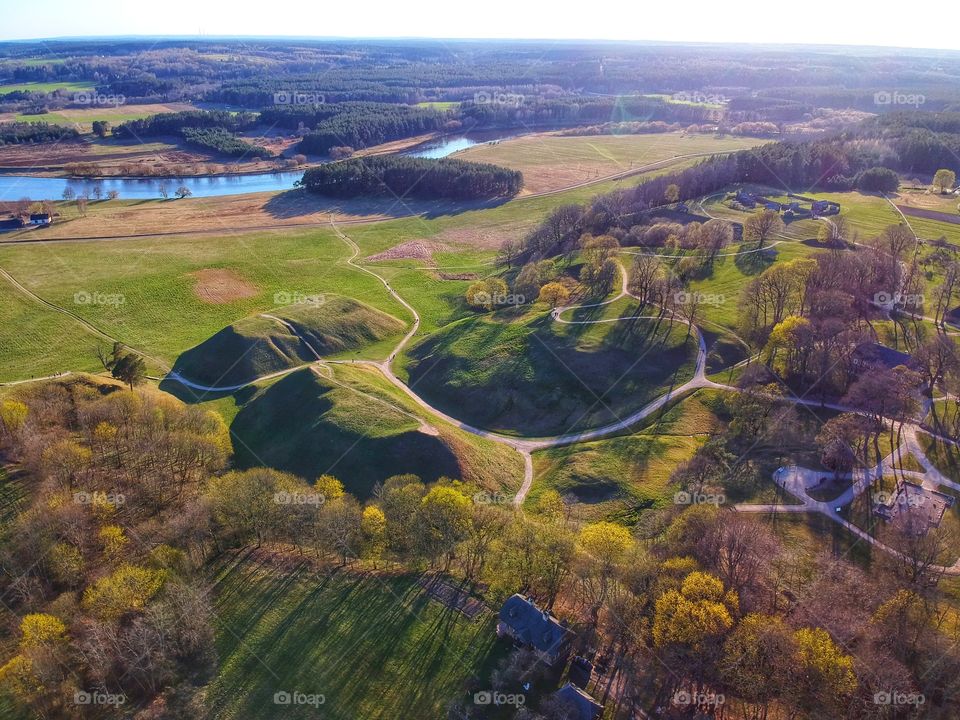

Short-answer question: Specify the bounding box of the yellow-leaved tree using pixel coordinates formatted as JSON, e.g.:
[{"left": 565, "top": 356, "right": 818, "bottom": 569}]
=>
[{"left": 653, "top": 571, "right": 738, "bottom": 648}]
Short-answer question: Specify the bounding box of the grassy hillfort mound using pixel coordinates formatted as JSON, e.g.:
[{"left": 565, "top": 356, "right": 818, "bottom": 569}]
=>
[
  {"left": 171, "top": 296, "right": 405, "bottom": 387},
  {"left": 401, "top": 304, "right": 698, "bottom": 436},
  {"left": 229, "top": 368, "right": 462, "bottom": 497}
]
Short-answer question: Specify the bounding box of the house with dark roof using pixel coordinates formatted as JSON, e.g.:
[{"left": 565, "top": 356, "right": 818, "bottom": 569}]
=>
[
  {"left": 568, "top": 656, "right": 593, "bottom": 689},
  {"left": 29, "top": 213, "right": 52, "bottom": 226},
  {"left": 811, "top": 199, "right": 840, "bottom": 216},
  {"left": 0, "top": 216, "right": 24, "bottom": 231},
  {"left": 497, "top": 594, "right": 574, "bottom": 666},
  {"left": 552, "top": 683, "right": 603, "bottom": 720},
  {"left": 851, "top": 342, "right": 912, "bottom": 371}
]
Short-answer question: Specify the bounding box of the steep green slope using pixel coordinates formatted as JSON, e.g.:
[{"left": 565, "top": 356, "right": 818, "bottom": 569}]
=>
[
  {"left": 230, "top": 368, "right": 462, "bottom": 497},
  {"left": 171, "top": 296, "right": 405, "bottom": 387},
  {"left": 400, "top": 305, "right": 698, "bottom": 437}
]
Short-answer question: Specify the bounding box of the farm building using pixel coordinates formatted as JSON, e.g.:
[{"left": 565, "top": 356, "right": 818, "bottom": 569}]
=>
[
  {"left": 811, "top": 199, "right": 840, "bottom": 216},
  {"left": 29, "top": 213, "right": 52, "bottom": 226},
  {"left": 497, "top": 594, "right": 575, "bottom": 666},
  {"left": 0, "top": 215, "right": 24, "bottom": 230},
  {"left": 552, "top": 683, "right": 604, "bottom": 720}
]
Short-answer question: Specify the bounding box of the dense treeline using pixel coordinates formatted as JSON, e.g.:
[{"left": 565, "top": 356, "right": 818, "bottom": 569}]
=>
[
  {"left": 112, "top": 110, "right": 259, "bottom": 139},
  {"left": 257, "top": 102, "right": 359, "bottom": 130},
  {"left": 297, "top": 155, "right": 522, "bottom": 200},
  {"left": 756, "top": 86, "right": 960, "bottom": 113},
  {"left": 296, "top": 103, "right": 450, "bottom": 154},
  {"left": 460, "top": 96, "right": 715, "bottom": 130},
  {"left": 726, "top": 96, "right": 814, "bottom": 122},
  {"left": 180, "top": 127, "right": 272, "bottom": 159},
  {"left": 0, "top": 121, "right": 79, "bottom": 145}
]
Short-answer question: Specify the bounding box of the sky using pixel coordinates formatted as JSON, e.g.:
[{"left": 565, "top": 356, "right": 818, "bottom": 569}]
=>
[{"left": 1, "top": 0, "right": 957, "bottom": 51}]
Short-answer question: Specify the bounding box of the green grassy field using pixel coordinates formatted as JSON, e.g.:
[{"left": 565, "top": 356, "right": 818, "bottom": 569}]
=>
[
  {"left": 531, "top": 434, "right": 705, "bottom": 520},
  {"left": 414, "top": 101, "right": 459, "bottom": 110},
  {"left": 0, "top": 228, "right": 407, "bottom": 371},
  {"left": 458, "top": 132, "right": 768, "bottom": 194},
  {"left": 228, "top": 367, "right": 462, "bottom": 496},
  {"left": 207, "top": 552, "right": 505, "bottom": 720},
  {"left": 0, "top": 279, "right": 103, "bottom": 381},
  {"left": 14, "top": 103, "right": 196, "bottom": 132},
  {"left": 704, "top": 185, "right": 960, "bottom": 246},
  {"left": 684, "top": 240, "right": 819, "bottom": 330},
  {"left": 0, "top": 80, "right": 94, "bottom": 94},
  {"left": 1, "top": 161, "right": 952, "bottom": 400}
]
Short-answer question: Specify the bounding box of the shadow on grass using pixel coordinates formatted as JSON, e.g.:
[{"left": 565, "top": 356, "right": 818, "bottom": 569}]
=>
[
  {"left": 230, "top": 369, "right": 461, "bottom": 497},
  {"left": 263, "top": 188, "right": 513, "bottom": 221},
  {"left": 206, "top": 555, "right": 505, "bottom": 720},
  {"left": 734, "top": 243, "right": 777, "bottom": 275},
  {"left": 405, "top": 306, "right": 698, "bottom": 436}
]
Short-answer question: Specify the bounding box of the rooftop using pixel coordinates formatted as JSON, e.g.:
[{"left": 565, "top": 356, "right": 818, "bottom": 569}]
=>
[{"left": 498, "top": 594, "right": 574, "bottom": 655}]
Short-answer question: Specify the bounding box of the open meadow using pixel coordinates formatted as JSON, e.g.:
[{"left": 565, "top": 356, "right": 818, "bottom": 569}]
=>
[{"left": 457, "top": 131, "right": 768, "bottom": 193}]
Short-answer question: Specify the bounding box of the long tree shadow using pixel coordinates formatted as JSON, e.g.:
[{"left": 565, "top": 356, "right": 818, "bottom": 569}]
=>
[
  {"left": 263, "top": 188, "right": 512, "bottom": 221},
  {"left": 734, "top": 243, "right": 778, "bottom": 275}
]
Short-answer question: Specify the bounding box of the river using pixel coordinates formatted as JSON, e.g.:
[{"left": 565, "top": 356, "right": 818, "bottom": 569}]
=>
[{"left": 0, "top": 130, "right": 518, "bottom": 201}]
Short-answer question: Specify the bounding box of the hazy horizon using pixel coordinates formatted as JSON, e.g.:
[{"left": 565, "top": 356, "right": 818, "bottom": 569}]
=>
[{"left": 1, "top": 0, "right": 957, "bottom": 51}]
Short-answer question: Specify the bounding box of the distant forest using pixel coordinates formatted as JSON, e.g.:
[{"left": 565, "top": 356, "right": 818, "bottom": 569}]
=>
[{"left": 3, "top": 39, "right": 960, "bottom": 115}]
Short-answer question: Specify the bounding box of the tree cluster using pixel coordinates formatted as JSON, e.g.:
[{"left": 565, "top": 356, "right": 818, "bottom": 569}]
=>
[{"left": 297, "top": 155, "right": 522, "bottom": 200}]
